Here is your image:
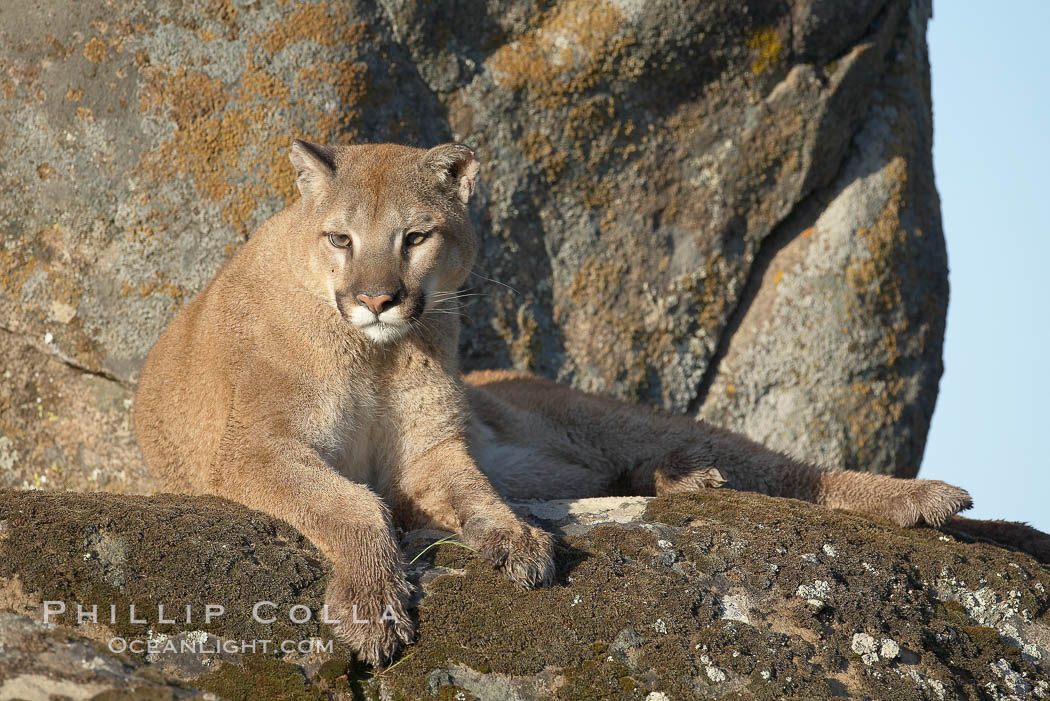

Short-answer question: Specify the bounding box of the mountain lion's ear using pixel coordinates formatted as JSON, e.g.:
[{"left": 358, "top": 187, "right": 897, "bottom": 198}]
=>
[
  {"left": 289, "top": 139, "right": 336, "bottom": 199},
  {"left": 423, "top": 143, "right": 480, "bottom": 204}
]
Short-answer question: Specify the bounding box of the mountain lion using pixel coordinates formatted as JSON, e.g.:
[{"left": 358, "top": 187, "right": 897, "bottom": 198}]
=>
[{"left": 135, "top": 140, "right": 972, "bottom": 665}]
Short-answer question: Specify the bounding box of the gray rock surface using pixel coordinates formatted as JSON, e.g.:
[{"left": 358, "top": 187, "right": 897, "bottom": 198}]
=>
[
  {"left": 0, "top": 612, "right": 209, "bottom": 700},
  {"left": 0, "top": 0, "right": 948, "bottom": 494},
  {"left": 697, "top": 1, "right": 947, "bottom": 476},
  {"left": 2, "top": 488, "right": 1050, "bottom": 699}
]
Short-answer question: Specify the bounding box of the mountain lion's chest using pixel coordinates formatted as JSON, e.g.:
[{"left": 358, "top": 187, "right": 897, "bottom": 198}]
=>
[{"left": 297, "top": 372, "right": 404, "bottom": 490}]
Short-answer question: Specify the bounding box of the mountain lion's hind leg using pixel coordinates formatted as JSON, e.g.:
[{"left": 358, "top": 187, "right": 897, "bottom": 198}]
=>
[
  {"left": 811, "top": 468, "right": 973, "bottom": 528},
  {"left": 465, "top": 370, "right": 972, "bottom": 527},
  {"left": 663, "top": 423, "right": 974, "bottom": 528},
  {"left": 632, "top": 433, "right": 971, "bottom": 527}
]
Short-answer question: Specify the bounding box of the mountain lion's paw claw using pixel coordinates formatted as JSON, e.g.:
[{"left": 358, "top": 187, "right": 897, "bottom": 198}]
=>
[
  {"left": 464, "top": 517, "right": 555, "bottom": 588},
  {"left": 325, "top": 569, "right": 415, "bottom": 666},
  {"left": 501, "top": 524, "right": 555, "bottom": 588}
]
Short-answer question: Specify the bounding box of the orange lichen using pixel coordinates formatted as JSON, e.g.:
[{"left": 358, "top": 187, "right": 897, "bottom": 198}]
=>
[
  {"left": 830, "top": 156, "right": 922, "bottom": 468},
  {"left": 508, "top": 306, "right": 542, "bottom": 371},
  {"left": 846, "top": 376, "right": 906, "bottom": 451},
  {"left": 83, "top": 37, "right": 107, "bottom": 63},
  {"left": 255, "top": 2, "right": 345, "bottom": 54},
  {"left": 563, "top": 256, "right": 646, "bottom": 380},
  {"left": 564, "top": 95, "right": 616, "bottom": 166},
  {"left": 295, "top": 55, "right": 369, "bottom": 148},
  {"left": 139, "top": 67, "right": 242, "bottom": 208},
  {"left": 201, "top": 0, "right": 240, "bottom": 38},
  {"left": 136, "top": 6, "right": 374, "bottom": 237},
  {"left": 45, "top": 35, "right": 73, "bottom": 59},
  {"left": 561, "top": 251, "right": 737, "bottom": 402},
  {"left": 0, "top": 240, "right": 38, "bottom": 297},
  {"left": 139, "top": 66, "right": 229, "bottom": 125},
  {"left": 490, "top": 0, "right": 635, "bottom": 110},
  {"left": 747, "top": 26, "right": 782, "bottom": 75},
  {"left": 518, "top": 131, "right": 566, "bottom": 184},
  {"left": 138, "top": 280, "right": 185, "bottom": 301}
]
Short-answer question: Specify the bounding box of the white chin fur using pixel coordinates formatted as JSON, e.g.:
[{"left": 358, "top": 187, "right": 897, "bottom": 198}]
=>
[
  {"left": 359, "top": 322, "right": 409, "bottom": 344},
  {"left": 349, "top": 305, "right": 408, "bottom": 343}
]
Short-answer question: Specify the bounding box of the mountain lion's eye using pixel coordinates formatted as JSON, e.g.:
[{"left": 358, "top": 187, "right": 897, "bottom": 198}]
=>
[
  {"left": 328, "top": 233, "right": 351, "bottom": 248},
  {"left": 404, "top": 231, "right": 429, "bottom": 247}
]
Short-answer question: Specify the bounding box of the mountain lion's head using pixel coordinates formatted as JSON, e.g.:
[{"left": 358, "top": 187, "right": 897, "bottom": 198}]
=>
[{"left": 287, "top": 140, "right": 480, "bottom": 343}]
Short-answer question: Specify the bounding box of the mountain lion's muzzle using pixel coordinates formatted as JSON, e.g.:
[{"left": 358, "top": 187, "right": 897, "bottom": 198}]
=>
[{"left": 355, "top": 290, "right": 401, "bottom": 316}]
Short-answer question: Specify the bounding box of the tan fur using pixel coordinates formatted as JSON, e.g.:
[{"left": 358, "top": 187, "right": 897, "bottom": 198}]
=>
[
  {"left": 135, "top": 141, "right": 971, "bottom": 665},
  {"left": 943, "top": 518, "right": 1050, "bottom": 565},
  {"left": 465, "top": 370, "right": 971, "bottom": 528}
]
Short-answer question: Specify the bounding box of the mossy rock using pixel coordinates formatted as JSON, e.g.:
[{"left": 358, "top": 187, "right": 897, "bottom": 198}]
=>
[{"left": 3, "top": 488, "right": 1048, "bottom": 699}]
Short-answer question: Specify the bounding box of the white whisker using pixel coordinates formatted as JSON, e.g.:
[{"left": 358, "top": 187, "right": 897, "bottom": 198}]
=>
[{"left": 470, "top": 271, "right": 519, "bottom": 296}]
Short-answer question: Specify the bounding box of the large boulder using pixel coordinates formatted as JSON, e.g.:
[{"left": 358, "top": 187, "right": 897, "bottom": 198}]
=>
[
  {"left": 2, "top": 489, "right": 1049, "bottom": 699},
  {"left": 0, "top": 0, "right": 947, "bottom": 492}
]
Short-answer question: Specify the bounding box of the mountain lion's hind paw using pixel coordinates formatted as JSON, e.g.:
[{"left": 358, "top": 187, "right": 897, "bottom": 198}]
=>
[{"left": 890, "top": 480, "right": 973, "bottom": 528}]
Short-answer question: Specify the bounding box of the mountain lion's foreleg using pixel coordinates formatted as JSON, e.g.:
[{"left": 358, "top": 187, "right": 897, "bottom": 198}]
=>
[
  {"left": 210, "top": 436, "right": 413, "bottom": 665},
  {"left": 390, "top": 437, "right": 554, "bottom": 588}
]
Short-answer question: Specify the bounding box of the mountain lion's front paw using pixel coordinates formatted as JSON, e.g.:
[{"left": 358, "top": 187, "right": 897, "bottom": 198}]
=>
[
  {"left": 463, "top": 515, "right": 555, "bottom": 588},
  {"left": 325, "top": 567, "right": 415, "bottom": 666},
  {"left": 888, "top": 480, "right": 973, "bottom": 528}
]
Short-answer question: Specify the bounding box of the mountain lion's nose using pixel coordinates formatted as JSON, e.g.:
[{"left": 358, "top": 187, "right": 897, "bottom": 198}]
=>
[{"left": 356, "top": 291, "right": 398, "bottom": 315}]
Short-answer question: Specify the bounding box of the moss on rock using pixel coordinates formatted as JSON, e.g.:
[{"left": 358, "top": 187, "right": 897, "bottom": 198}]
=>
[
  {"left": 1, "top": 489, "right": 1049, "bottom": 698},
  {"left": 0, "top": 490, "right": 331, "bottom": 645}
]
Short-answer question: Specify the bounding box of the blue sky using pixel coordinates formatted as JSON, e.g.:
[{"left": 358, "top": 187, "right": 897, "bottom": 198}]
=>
[{"left": 919, "top": 2, "right": 1049, "bottom": 532}]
